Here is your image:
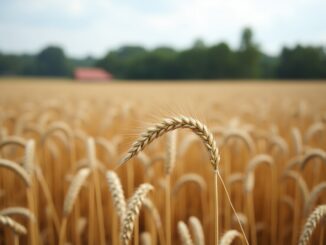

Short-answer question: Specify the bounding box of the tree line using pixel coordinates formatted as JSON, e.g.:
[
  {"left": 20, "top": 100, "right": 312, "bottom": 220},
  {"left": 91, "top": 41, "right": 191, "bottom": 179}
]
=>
[{"left": 1, "top": 28, "right": 326, "bottom": 79}]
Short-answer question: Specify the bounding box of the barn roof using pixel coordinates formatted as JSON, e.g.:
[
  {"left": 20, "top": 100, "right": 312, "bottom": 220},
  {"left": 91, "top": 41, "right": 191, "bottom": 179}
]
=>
[{"left": 74, "top": 68, "right": 112, "bottom": 80}]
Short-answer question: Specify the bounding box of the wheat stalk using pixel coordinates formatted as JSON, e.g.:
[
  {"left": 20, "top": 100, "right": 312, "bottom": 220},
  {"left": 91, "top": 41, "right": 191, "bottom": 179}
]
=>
[
  {"left": 285, "top": 155, "right": 303, "bottom": 172},
  {"left": 143, "top": 198, "right": 165, "bottom": 245},
  {"left": 0, "top": 136, "right": 26, "bottom": 150},
  {"left": 281, "top": 195, "right": 294, "bottom": 213},
  {"left": 172, "top": 173, "right": 207, "bottom": 195},
  {"left": 282, "top": 170, "right": 309, "bottom": 203},
  {"left": 221, "top": 128, "right": 256, "bottom": 154},
  {"left": 41, "top": 121, "right": 72, "bottom": 144},
  {"left": 143, "top": 198, "right": 162, "bottom": 230},
  {"left": 298, "top": 205, "right": 326, "bottom": 245},
  {"left": 227, "top": 173, "right": 243, "bottom": 186},
  {"left": 0, "top": 159, "right": 31, "bottom": 187},
  {"left": 121, "top": 183, "right": 153, "bottom": 245},
  {"left": 86, "top": 137, "right": 106, "bottom": 245},
  {"left": 304, "top": 182, "right": 326, "bottom": 216},
  {"left": 269, "top": 135, "right": 289, "bottom": 155},
  {"left": 300, "top": 148, "right": 326, "bottom": 170}
]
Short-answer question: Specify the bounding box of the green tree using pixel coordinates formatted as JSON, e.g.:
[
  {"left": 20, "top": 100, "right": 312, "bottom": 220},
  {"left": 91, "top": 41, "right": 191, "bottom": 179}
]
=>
[
  {"left": 97, "top": 46, "right": 147, "bottom": 78},
  {"left": 206, "top": 42, "right": 237, "bottom": 78},
  {"left": 35, "top": 46, "right": 71, "bottom": 76},
  {"left": 278, "top": 45, "right": 326, "bottom": 78},
  {"left": 236, "top": 27, "right": 261, "bottom": 78}
]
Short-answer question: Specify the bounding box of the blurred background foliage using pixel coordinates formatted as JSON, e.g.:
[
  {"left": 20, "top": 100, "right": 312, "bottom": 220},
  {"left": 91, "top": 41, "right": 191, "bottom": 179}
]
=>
[{"left": 1, "top": 28, "right": 325, "bottom": 79}]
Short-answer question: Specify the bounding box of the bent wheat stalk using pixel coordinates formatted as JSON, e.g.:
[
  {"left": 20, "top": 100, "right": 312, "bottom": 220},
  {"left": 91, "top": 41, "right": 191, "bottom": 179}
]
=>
[
  {"left": 164, "top": 131, "right": 177, "bottom": 245},
  {"left": 0, "top": 159, "right": 31, "bottom": 187},
  {"left": 244, "top": 154, "right": 274, "bottom": 245},
  {"left": 86, "top": 137, "right": 106, "bottom": 245},
  {"left": 59, "top": 168, "right": 90, "bottom": 245},
  {"left": 304, "top": 182, "right": 326, "bottom": 216},
  {"left": 143, "top": 198, "right": 165, "bottom": 245}
]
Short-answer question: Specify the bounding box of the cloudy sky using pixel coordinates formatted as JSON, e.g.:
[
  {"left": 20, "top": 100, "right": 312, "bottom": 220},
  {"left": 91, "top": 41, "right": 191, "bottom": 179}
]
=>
[{"left": 0, "top": 0, "right": 325, "bottom": 58}]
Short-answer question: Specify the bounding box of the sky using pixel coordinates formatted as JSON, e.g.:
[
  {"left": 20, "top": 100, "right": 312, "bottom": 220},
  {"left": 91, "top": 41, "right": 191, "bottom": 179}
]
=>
[{"left": 0, "top": 0, "right": 325, "bottom": 58}]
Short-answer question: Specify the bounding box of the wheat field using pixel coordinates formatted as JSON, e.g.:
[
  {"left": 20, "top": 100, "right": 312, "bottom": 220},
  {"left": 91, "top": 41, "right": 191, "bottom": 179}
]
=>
[{"left": 0, "top": 78, "right": 326, "bottom": 245}]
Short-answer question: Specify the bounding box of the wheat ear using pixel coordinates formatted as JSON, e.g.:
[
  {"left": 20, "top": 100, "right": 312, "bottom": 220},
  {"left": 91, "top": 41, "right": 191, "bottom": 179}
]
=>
[
  {"left": 63, "top": 168, "right": 90, "bottom": 216},
  {"left": 220, "top": 230, "right": 243, "bottom": 245},
  {"left": 0, "top": 215, "right": 27, "bottom": 235},
  {"left": 106, "top": 171, "right": 126, "bottom": 223},
  {"left": 178, "top": 221, "right": 194, "bottom": 245},
  {"left": 269, "top": 135, "right": 289, "bottom": 155},
  {"left": 291, "top": 127, "right": 303, "bottom": 155},
  {"left": 232, "top": 212, "right": 248, "bottom": 226},
  {"left": 121, "top": 183, "right": 153, "bottom": 245},
  {"left": 165, "top": 131, "right": 177, "bottom": 175},
  {"left": 304, "top": 121, "right": 324, "bottom": 143},
  {"left": 298, "top": 205, "right": 326, "bottom": 245},
  {"left": 0, "top": 207, "right": 35, "bottom": 222},
  {"left": 140, "top": 232, "right": 151, "bottom": 245},
  {"left": 119, "top": 116, "right": 219, "bottom": 170},
  {"left": 24, "top": 139, "right": 35, "bottom": 174},
  {"left": 188, "top": 216, "right": 205, "bottom": 245},
  {"left": 0, "top": 159, "right": 31, "bottom": 187}
]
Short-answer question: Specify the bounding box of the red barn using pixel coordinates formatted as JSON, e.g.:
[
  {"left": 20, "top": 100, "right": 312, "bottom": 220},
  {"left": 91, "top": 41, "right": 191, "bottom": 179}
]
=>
[{"left": 74, "top": 68, "right": 112, "bottom": 81}]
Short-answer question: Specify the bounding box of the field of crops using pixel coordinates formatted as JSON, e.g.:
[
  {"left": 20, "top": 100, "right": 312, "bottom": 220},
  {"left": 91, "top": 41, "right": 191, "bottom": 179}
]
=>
[{"left": 0, "top": 78, "right": 326, "bottom": 245}]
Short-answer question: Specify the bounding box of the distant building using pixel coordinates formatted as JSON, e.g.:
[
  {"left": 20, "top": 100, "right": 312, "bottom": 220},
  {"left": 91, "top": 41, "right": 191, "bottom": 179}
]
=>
[{"left": 74, "top": 68, "right": 112, "bottom": 81}]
